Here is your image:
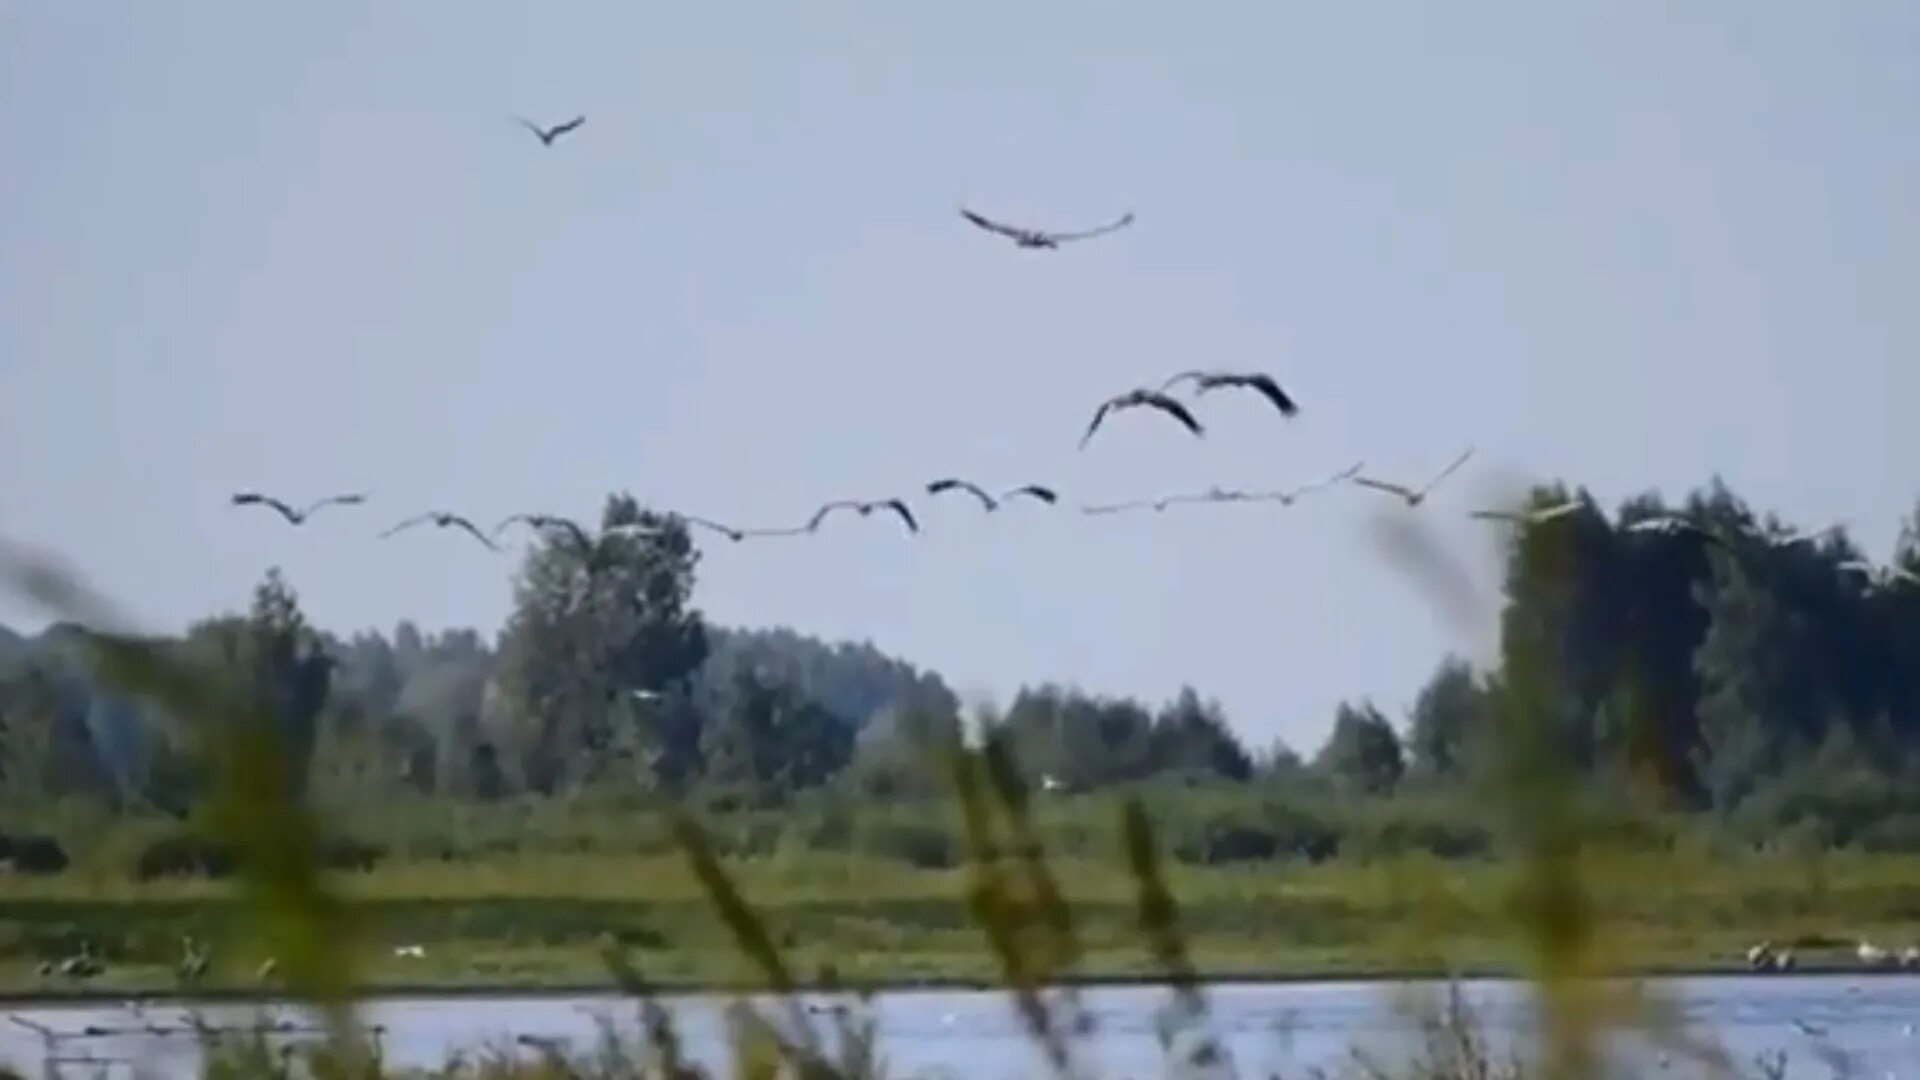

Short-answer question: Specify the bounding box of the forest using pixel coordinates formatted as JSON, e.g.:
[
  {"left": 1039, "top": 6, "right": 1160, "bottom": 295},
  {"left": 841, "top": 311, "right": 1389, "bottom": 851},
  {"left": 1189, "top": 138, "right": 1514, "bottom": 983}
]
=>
[{"left": 5, "top": 478, "right": 1920, "bottom": 879}]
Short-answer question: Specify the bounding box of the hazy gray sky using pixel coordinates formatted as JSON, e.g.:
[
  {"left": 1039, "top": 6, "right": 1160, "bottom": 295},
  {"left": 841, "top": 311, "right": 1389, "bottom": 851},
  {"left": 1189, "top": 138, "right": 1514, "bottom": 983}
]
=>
[{"left": 4, "top": 3, "right": 1918, "bottom": 752}]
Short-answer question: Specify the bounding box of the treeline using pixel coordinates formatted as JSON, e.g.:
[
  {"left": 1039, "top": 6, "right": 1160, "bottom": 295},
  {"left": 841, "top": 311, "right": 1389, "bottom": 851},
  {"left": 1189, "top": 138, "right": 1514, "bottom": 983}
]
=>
[{"left": 5, "top": 482, "right": 1920, "bottom": 863}]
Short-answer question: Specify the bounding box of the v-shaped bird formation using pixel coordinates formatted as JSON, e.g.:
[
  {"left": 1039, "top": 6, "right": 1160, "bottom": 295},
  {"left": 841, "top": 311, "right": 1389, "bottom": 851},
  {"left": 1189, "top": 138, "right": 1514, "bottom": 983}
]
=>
[{"left": 215, "top": 112, "right": 1903, "bottom": 591}]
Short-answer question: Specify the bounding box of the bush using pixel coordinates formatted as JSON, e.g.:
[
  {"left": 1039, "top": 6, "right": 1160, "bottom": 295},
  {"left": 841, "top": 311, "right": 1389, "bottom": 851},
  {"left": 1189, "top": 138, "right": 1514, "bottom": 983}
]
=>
[
  {"left": 857, "top": 820, "right": 957, "bottom": 868},
  {"left": 318, "top": 837, "right": 386, "bottom": 872},
  {"left": 1178, "top": 821, "right": 1281, "bottom": 864},
  {"left": 134, "top": 834, "right": 235, "bottom": 880},
  {"left": 1349, "top": 815, "right": 1492, "bottom": 860},
  {"left": 0, "top": 833, "right": 69, "bottom": 874},
  {"left": 135, "top": 833, "right": 385, "bottom": 879}
]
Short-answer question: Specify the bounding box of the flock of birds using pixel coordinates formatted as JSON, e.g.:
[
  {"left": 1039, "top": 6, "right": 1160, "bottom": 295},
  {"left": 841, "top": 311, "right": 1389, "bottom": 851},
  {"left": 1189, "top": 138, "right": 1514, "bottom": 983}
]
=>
[{"left": 222, "top": 111, "right": 1920, "bottom": 603}]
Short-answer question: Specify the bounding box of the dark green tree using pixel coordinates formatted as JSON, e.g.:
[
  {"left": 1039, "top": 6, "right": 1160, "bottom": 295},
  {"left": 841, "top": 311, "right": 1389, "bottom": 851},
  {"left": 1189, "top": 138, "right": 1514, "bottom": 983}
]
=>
[
  {"left": 1404, "top": 655, "right": 1487, "bottom": 781},
  {"left": 1314, "top": 700, "right": 1405, "bottom": 795},
  {"left": 701, "top": 670, "right": 854, "bottom": 794},
  {"left": 494, "top": 493, "right": 709, "bottom": 793},
  {"left": 1148, "top": 686, "right": 1251, "bottom": 780}
]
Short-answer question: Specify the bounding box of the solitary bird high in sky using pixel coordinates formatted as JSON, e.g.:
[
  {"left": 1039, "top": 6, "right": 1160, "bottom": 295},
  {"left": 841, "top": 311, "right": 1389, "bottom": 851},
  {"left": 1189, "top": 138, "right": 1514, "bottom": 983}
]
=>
[
  {"left": 1080, "top": 388, "right": 1205, "bottom": 449},
  {"left": 959, "top": 207, "right": 1135, "bottom": 250},
  {"left": 379, "top": 512, "right": 500, "bottom": 552},
  {"left": 1160, "top": 370, "right": 1301, "bottom": 419},
  {"left": 1350, "top": 448, "right": 1476, "bottom": 508},
  {"left": 230, "top": 490, "right": 368, "bottom": 526},
  {"left": 515, "top": 114, "right": 585, "bottom": 147}
]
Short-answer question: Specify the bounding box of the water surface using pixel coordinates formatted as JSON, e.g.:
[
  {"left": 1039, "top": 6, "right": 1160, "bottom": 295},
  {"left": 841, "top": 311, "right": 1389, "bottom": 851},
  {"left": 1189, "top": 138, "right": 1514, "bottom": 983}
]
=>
[{"left": 4, "top": 975, "right": 1917, "bottom": 1078}]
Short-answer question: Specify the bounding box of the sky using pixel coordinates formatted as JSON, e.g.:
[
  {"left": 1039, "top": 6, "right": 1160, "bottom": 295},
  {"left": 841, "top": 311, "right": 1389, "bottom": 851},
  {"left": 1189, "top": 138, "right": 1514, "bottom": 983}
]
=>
[{"left": 3, "top": 3, "right": 1919, "bottom": 754}]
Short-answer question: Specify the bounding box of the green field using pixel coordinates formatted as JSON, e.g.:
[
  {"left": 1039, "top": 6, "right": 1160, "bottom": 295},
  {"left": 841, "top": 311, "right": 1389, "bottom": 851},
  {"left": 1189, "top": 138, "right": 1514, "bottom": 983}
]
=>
[{"left": 5, "top": 844, "right": 1917, "bottom": 999}]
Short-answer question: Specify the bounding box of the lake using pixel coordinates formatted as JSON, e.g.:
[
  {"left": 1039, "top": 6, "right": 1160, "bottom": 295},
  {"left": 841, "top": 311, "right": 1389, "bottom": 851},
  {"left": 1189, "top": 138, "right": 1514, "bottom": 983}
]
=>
[{"left": 4, "top": 975, "right": 1918, "bottom": 1078}]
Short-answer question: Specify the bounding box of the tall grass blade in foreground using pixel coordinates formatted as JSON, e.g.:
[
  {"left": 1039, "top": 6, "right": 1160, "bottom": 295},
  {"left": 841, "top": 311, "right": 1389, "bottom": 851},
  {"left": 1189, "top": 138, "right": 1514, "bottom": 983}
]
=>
[
  {"left": 1120, "top": 798, "right": 1229, "bottom": 1078},
  {"left": 0, "top": 535, "right": 368, "bottom": 1060}
]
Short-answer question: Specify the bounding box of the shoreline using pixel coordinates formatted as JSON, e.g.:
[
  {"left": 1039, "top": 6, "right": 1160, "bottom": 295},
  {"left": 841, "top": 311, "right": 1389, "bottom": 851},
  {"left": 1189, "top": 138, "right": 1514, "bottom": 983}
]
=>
[{"left": 2, "top": 960, "right": 1909, "bottom": 1010}]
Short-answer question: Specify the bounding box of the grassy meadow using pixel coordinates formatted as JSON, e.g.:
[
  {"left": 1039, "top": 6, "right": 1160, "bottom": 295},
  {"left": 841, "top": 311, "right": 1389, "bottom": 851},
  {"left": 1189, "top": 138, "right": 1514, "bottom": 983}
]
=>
[{"left": 5, "top": 800, "right": 1919, "bottom": 999}]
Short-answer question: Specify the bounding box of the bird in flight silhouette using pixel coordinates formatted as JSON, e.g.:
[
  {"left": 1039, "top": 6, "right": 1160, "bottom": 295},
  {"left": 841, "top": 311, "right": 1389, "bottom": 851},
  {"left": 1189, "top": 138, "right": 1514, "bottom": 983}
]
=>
[
  {"left": 1161, "top": 370, "right": 1300, "bottom": 419},
  {"left": 230, "top": 490, "right": 367, "bottom": 526},
  {"left": 515, "top": 114, "right": 585, "bottom": 147},
  {"left": 1081, "top": 388, "right": 1205, "bottom": 449},
  {"left": 959, "top": 207, "right": 1134, "bottom": 250},
  {"left": 380, "top": 512, "right": 500, "bottom": 551},
  {"left": 1350, "top": 448, "right": 1476, "bottom": 508}
]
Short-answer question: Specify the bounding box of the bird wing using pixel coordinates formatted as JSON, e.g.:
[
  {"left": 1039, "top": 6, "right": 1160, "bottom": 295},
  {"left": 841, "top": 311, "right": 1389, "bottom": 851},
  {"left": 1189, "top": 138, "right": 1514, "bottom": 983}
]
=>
[
  {"left": 1156, "top": 370, "right": 1209, "bottom": 394},
  {"left": 548, "top": 115, "right": 585, "bottom": 139},
  {"left": 1285, "top": 461, "right": 1366, "bottom": 501},
  {"left": 1142, "top": 392, "right": 1205, "bottom": 436},
  {"left": 378, "top": 514, "right": 436, "bottom": 539},
  {"left": 235, "top": 493, "right": 303, "bottom": 524},
  {"left": 490, "top": 513, "right": 535, "bottom": 539},
  {"left": 1530, "top": 501, "right": 1583, "bottom": 524},
  {"left": 1233, "top": 373, "right": 1300, "bottom": 417},
  {"left": 444, "top": 516, "right": 501, "bottom": 551},
  {"left": 959, "top": 208, "right": 1025, "bottom": 239},
  {"left": 927, "top": 478, "right": 996, "bottom": 510},
  {"left": 1079, "top": 499, "right": 1148, "bottom": 516},
  {"left": 1079, "top": 400, "right": 1116, "bottom": 448},
  {"left": 604, "top": 521, "right": 666, "bottom": 540},
  {"left": 806, "top": 501, "right": 862, "bottom": 531},
  {"left": 1004, "top": 484, "right": 1058, "bottom": 504},
  {"left": 1469, "top": 509, "right": 1522, "bottom": 523},
  {"left": 301, "top": 492, "right": 368, "bottom": 517},
  {"left": 547, "top": 517, "right": 593, "bottom": 550},
  {"left": 879, "top": 499, "right": 920, "bottom": 533},
  {"left": 513, "top": 116, "right": 550, "bottom": 140},
  {"left": 1352, "top": 476, "right": 1416, "bottom": 501},
  {"left": 678, "top": 514, "right": 744, "bottom": 541},
  {"left": 1416, "top": 447, "right": 1476, "bottom": 498},
  {"left": 1046, "top": 211, "right": 1136, "bottom": 243}
]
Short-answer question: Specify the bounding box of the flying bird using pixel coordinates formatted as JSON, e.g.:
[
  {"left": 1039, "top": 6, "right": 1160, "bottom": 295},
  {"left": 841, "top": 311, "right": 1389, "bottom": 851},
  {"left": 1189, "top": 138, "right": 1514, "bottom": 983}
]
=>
[
  {"left": 515, "top": 114, "right": 585, "bottom": 147},
  {"left": 1154, "top": 486, "right": 1255, "bottom": 512},
  {"left": 493, "top": 513, "right": 593, "bottom": 551},
  {"left": 230, "top": 490, "right": 367, "bottom": 526},
  {"left": 379, "top": 512, "right": 500, "bottom": 551},
  {"left": 672, "top": 514, "right": 748, "bottom": 543},
  {"left": 807, "top": 499, "right": 919, "bottom": 534},
  {"left": 1081, "top": 388, "right": 1205, "bottom": 449},
  {"left": 1350, "top": 448, "right": 1476, "bottom": 508},
  {"left": 1255, "top": 462, "right": 1366, "bottom": 506},
  {"left": 1470, "top": 500, "right": 1584, "bottom": 527},
  {"left": 960, "top": 207, "right": 1135, "bottom": 250},
  {"left": 870, "top": 499, "right": 920, "bottom": 534},
  {"left": 1002, "top": 484, "right": 1058, "bottom": 505},
  {"left": 927, "top": 478, "right": 998, "bottom": 512},
  {"left": 1161, "top": 370, "right": 1300, "bottom": 418},
  {"left": 1078, "top": 497, "right": 1157, "bottom": 517}
]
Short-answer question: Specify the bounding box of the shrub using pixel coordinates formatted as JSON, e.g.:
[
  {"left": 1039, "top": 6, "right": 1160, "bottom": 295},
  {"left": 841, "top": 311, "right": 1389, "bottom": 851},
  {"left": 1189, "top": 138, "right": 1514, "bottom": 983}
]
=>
[
  {"left": 0, "top": 833, "right": 69, "bottom": 874},
  {"left": 857, "top": 820, "right": 958, "bottom": 868},
  {"left": 134, "top": 834, "right": 235, "bottom": 880}
]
